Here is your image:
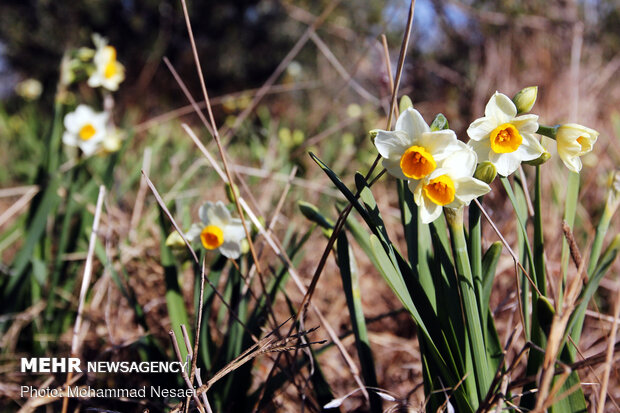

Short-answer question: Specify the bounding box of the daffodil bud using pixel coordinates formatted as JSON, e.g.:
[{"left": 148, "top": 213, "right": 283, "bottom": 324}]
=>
[
  {"left": 512, "top": 86, "right": 538, "bottom": 114},
  {"left": 15, "top": 79, "right": 43, "bottom": 101},
  {"left": 523, "top": 150, "right": 551, "bottom": 166},
  {"left": 240, "top": 239, "right": 250, "bottom": 255},
  {"left": 77, "top": 47, "right": 95, "bottom": 61},
  {"left": 102, "top": 133, "right": 122, "bottom": 154},
  {"left": 368, "top": 129, "right": 379, "bottom": 142},
  {"left": 298, "top": 201, "right": 334, "bottom": 229},
  {"left": 399, "top": 95, "right": 413, "bottom": 113},
  {"left": 226, "top": 183, "right": 240, "bottom": 203},
  {"left": 474, "top": 161, "right": 497, "bottom": 184},
  {"left": 429, "top": 113, "right": 449, "bottom": 131},
  {"left": 606, "top": 170, "right": 620, "bottom": 215},
  {"left": 165, "top": 231, "right": 186, "bottom": 249}
]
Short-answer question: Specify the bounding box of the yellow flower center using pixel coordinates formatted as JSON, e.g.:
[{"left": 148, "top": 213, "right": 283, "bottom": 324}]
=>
[
  {"left": 104, "top": 46, "right": 117, "bottom": 61},
  {"left": 104, "top": 62, "right": 118, "bottom": 79},
  {"left": 79, "top": 123, "right": 97, "bottom": 141},
  {"left": 200, "top": 225, "right": 224, "bottom": 250},
  {"left": 490, "top": 123, "right": 522, "bottom": 153},
  {"left": 400, "top": 145, "right": 437, "bottom": 179},
  {"left": 576, "top": 136, "right": 588, "bottom": 151},
  {"left": 423, "top": 175, "right": 455, "bottom": 206}
]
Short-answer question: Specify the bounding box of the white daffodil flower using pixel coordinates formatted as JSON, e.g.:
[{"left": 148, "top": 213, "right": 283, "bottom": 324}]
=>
[
  {"left": 87, "top": 35, "right": 125, "bottom": 91},
  {"left": 187, "top": 201, "right": 246, "bottom": 259},
  {"left": 467, "top": 92, "right": 544, "bottom": 176},
  {"left": 555, "top": 123, "right": 599, "bottom": 173},
  {"left": 411, "top": 147, "right": 491, "bottom": 224},
  {"left": 374, "top": 107, "right": 467, "bottom": 183},
  {"left": 62, "top": 104, "right": 108, "bottom": 156}
]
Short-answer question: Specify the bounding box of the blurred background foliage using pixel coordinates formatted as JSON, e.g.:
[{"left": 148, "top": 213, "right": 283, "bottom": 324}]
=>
[{"left": 0, "top": 0, "right": 619, "bottom": 149}]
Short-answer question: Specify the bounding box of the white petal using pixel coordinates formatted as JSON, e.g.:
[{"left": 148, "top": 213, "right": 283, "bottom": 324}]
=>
[
  {"left": 561, "top": 154, "right": 582, "bottom": 173},
  {"left": 517, "top": 133, "right": 545, "bottom": 161},
  {"left": 375, "top": 130, "right": 411, "bottom": 160},
  {"left": 485, "top": 92, "right": 517, "bottom": 123},
  {"left": 219, "top": 240, "right": 241, "bottom": 259},
  {"left": 511, "top": 114, "right": 539, "bottom": 133},
  {"left": 79, "top": 140, "right": 100, "bottom": 156},
  {"left": 223, "top": 221, "right": 246, "bottom": 243},
  {"left": 62, "top": 132, "right": 78, "bottom": 147},
  {"left": 210, "top": 201, "right": 232, "bottom": 226},
  {"left": 186, "top": 223, "right": 203, "bottom": 243},
  {"left": 440, "top": 147, "right": 477, "bottom": 178},
  {"left": 419, "top": 199, "right": 442, "bottom": 224},
  {"left": 467, "top": 139, "right": 492, "bottom": 163},
  {"left": 467, "top": 117, "right": 497, "bottom": 141},
  {"left": 199, "top": 202, "right": 214, "bottom": 225},
  {"left": 418, "top": 130, "right": 466, "bottom": 162},
  {"left": 453, "top": 177, "right": 491, "bottom": 205},
  {"left": 490, "top": 152, "right": 521, "bottom": 177},
  {"left": 382, "top": 158, "right": 408, "bottom": 180},
  {"left": 395, "top": 107, "right": 430, "bottom": 139}
]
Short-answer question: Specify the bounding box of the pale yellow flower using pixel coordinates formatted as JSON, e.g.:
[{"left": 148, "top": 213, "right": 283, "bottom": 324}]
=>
[{"left": 556, "top": 123, "right": 599, "bottom": 173}]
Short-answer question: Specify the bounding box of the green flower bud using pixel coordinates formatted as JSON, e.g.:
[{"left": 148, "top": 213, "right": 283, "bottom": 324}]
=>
[
  {"left": 240, "top": 239, "right": 250, "bottom": 255},
  {"left": 523, "top": 150, "right": 551, "bottom": 166},
  {"left": 606, "top": 170, "right": 620, "bottom": 215},
  {"left": 226, "top": 183, "right": 240, "bottom": 203},
  {"left": 430, "top": 113, "right": 449, "bottom": 131},
  {"left": 399, "top": 95, "right": 413, "bottom": 113},
  {"left": 165, "top": 231, "right": 186, "bottom": 250},
  {"left": 512, "top": 86, "right": 538, "bottom": 114},
  {"left": 368, "top": 129, "right": 379, "bottom": 142},
  {"left": 474, "top": 161, "right": 497, "bottom": 184},
  {"left": 298, "top": 201, "right": 334, "bottom": 229},
  {"left": 77, "top": 47, "right": 95, "bottom": 62}
]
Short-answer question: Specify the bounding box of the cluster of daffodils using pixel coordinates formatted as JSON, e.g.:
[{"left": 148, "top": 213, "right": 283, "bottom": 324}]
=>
[
  {"left": 186, "top": 201, "right": 247, "bottom": 259},
  {"left": 375, "top": 108, "right": 491, "bottom": 223},
  {"left": 62, "top": 34, "right": 125, "bottom": 157},
  {"left": 374, "top": 88, "right": 599, "bottom": 223}
]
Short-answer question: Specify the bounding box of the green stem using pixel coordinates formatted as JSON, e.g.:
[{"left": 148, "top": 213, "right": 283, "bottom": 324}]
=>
[
  {"left": 468, "top": 198, "right": 485, "bottom": 330},
  {"left": 560, "top": 171, "right": 580, "bottom": 305},
  {"left": 446, "top": 208, "right": 490, "bottom": 407},
  {"left": 536, "top": 124, "right": 560, "bottom": 140}
]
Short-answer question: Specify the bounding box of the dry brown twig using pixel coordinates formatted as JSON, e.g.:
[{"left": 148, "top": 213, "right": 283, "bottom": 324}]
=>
[{"left": 61, "top": 185, "right": 106, "bottom": 413}]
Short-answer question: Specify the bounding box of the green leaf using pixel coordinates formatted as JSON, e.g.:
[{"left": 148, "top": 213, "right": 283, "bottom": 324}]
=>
[
  {"left": 481, "top": 242, "right": 502, "bottom": 309},
  {"left": 337, "top": 232, "right": 381, "bottom": 412}
]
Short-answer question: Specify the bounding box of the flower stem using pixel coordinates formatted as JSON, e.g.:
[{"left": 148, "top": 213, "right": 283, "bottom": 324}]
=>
[
  {"left": 446, "top": 207, "right": 491, "bottom": 407},
  {"left": 536, "top": 124, "right": 560, "bottom": 140}
]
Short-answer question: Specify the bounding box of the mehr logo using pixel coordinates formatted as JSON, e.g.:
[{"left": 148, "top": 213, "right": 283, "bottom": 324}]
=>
[{"left": 21, "top": 358, "right": 82, "bottom": 373}]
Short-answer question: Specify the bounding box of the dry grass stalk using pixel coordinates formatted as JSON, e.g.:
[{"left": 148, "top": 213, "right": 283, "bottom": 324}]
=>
[
  {"left": 596, "top": 278, "right": 620, "bottom": 412},
  {"left": 61, "top": 185, "right": 106, "bottom": 413}
]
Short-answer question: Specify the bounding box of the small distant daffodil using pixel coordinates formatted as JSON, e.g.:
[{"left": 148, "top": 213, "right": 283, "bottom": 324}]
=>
[
  {"left": 412, "top": 147, "right": 491, "bottom": 224},
  {"left": 62, "top": 104, "right": 108, "bottom": 156},
  {"left": 467, "top": 92, "right": 544, "bottom": 176},
  {"left": 374, "top": 107, "right": 468, "bottom": 183},
  {"left": 187, "top": 201, "right": 246, "bottom": 259},
  {"left": 555, "top": 123, "right": 599, "bottom": 173},
  {"left": 87, "top": 34, "right": 125, "bottom": 91}
]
